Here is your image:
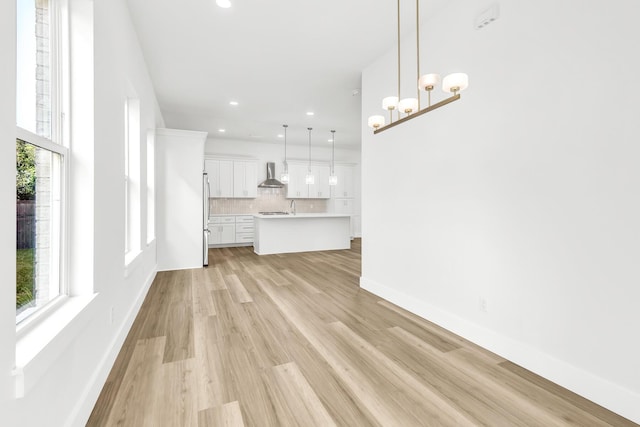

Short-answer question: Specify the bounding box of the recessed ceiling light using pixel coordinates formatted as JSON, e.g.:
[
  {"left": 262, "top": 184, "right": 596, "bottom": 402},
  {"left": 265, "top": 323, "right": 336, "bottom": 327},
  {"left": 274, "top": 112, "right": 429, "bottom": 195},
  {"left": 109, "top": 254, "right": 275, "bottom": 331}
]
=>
[
  {"left": 218, "top": 129, "right": 226, "bottom": 133},
  {"left": 277, "top": 134, "right": 284, "bottom": 138},
  {"left": 216, "top": 0, "right": 231, "bottom": 8},
  {"left": 229, "top": 101, "right": 238, "bottom": 106},
  {"left": 306, "top": 112, "right": 314, "bottom": 116}
]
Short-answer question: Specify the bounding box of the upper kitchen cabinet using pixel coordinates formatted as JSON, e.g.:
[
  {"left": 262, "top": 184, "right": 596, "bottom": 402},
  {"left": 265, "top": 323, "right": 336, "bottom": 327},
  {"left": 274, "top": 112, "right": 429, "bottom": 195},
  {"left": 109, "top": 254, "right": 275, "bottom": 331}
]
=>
[
  {"left": 205, "top": 159, "right": 233, "bottom": 198},
  {"left": 309, "top": 165, "right": 330, "bottom": 199},
  {"left": 286, "top": 161, "right": 331, "bottom": 199},
  {"left": 233, "top": 160, "right": 258, "bottom": 198},
  {"left": 286, "top": 163, "right": 310, "bottom": 198},
  {"left": 332, "top": 164, "right": 355, "bottom": 199},
  {"left": 205, "top": 158, "right": 257, "bottom": 199}
]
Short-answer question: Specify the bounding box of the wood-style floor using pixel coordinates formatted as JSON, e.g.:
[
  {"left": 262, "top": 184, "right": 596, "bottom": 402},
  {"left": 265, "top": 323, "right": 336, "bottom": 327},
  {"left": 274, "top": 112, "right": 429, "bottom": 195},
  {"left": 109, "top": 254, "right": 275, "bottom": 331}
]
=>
[{"left": 88, "top": 240, "right": 637, "bottom": 426}]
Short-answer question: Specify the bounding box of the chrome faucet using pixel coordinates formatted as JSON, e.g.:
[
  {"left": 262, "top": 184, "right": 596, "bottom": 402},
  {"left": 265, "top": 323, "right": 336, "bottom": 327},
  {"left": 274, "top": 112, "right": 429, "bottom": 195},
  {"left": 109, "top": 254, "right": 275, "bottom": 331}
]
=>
[{"left": 290, "top": 199, "right": 296, "bottom": 215}]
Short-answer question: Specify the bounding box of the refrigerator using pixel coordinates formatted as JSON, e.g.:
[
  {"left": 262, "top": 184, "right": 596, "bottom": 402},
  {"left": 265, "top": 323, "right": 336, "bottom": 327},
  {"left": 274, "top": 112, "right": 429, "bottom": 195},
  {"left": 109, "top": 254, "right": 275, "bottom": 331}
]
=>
[{"left": 203, "top": 172, "right": 210, "bottom": 266}]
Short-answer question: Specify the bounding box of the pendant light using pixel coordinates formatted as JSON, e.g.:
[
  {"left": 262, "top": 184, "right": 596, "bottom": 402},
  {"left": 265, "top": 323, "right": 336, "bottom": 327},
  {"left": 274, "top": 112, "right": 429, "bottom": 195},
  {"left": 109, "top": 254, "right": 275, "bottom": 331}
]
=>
[
  {"left": 367, "top": 0, "right": 468, "bottom": 134},
  {"left": 305, "top": 127, "right": 315, "bottom": 185},
  {"left": 329, "top": 130, "right": 338, "bottom": 186},
  {"left": 280, "top": 124, "right": 289, "bottom": 183}
]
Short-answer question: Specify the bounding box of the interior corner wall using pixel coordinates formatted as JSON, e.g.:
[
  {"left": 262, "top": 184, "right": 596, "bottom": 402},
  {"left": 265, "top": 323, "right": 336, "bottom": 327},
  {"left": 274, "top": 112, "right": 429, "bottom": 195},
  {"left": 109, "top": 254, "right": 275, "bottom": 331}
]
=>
[
  {"left": 2, "top": 0, "right": 164, "bottom": 425},
  {"left": 0, "top": 0, "right": 17, "bottom": 425},
  {"left": 360, "top": 0, "right": 640, "bottom": 422}
]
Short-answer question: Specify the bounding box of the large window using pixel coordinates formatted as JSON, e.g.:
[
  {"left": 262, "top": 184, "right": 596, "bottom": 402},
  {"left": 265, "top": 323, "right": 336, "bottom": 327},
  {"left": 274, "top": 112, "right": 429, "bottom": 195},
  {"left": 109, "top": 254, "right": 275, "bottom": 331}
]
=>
[
  {"left": 124, "top": 97, "right": 141, "bottom": 260},
  {"left": 16, "top": 0, "right": 68, "bottom": 323}
]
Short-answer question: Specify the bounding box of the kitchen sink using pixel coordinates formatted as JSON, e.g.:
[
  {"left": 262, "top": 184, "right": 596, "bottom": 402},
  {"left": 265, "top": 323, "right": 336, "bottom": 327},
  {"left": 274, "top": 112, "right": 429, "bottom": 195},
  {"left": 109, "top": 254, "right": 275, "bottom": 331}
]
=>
[{"left": 258, "top": 211, "right": 289, "bottom": 215}]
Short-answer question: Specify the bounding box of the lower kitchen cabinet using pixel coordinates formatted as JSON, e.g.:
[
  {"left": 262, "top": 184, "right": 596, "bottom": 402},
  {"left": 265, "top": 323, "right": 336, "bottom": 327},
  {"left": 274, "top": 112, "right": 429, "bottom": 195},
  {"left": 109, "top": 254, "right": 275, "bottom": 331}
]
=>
[{"left": 209, "top": 215, "right": 254, "bottom": 246}]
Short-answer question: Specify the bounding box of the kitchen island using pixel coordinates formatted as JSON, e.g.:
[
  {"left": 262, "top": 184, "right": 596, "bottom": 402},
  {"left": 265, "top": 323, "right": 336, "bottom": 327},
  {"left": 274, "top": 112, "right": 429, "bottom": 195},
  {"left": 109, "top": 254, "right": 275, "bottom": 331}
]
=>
[{"left": 253, "top": 213, "right": 351, "bottom": 255}]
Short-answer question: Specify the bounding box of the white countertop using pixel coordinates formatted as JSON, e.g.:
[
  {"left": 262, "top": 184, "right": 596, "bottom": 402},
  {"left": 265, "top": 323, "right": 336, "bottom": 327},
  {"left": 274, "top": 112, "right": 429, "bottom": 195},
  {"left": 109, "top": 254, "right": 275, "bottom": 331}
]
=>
[{"left": 253, "top": 213, "right": 351, "bottom": 219}]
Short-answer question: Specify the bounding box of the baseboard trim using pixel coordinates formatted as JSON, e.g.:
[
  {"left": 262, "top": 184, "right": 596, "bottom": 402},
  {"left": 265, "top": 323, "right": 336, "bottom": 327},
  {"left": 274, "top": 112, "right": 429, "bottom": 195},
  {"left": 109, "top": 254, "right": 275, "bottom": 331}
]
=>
[
  {"left": 66, "top": 265, "right": 157, "bottom": 427},
  {"left": 360, "top": 276, "right": 640, "bottom": 424}
]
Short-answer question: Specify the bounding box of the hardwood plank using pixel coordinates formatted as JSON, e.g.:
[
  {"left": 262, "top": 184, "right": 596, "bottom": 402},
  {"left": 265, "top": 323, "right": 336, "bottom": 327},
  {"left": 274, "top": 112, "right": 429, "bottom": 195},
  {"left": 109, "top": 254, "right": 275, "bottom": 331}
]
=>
[
  {"left": 204, "top": 266, "right": 228, "bottom": 291},
  {"left": 225, "top": 273, "right": 254, "bottom": 304},
  {"left": 102, "top": 337, "right": 166, "bottom": 427},
  {"left": 198, "top": 401, "right": 245, "bottom": 427},
  {"left": 192, "top": 270, "right": 216, "bottom": 317},
  {"left": 270, "top": 362, "right": 337, "bottom": 427}
]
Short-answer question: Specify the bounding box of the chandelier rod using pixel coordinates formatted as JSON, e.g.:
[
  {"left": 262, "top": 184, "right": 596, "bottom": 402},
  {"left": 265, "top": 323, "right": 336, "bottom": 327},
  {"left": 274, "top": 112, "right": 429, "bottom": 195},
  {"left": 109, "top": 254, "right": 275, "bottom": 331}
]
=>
[
  {"left": 416, "top": 0, "right": 421, "bottom": 111},
  {"left": 397, "top": 0, "right": 401, "bottom": 103}
]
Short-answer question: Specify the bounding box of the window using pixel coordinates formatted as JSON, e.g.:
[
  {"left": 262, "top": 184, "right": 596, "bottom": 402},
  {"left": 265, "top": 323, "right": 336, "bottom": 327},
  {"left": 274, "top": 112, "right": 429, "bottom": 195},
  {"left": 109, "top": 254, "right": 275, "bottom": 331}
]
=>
[
  {"left": 146, "top": 130, "right": 155, "bottom": 244},
  {"left": 124, "top": 97, "right": 141, "bottom": 260},
  {"left": 16, "top": 0, "right": 68, "bottom": 323}
]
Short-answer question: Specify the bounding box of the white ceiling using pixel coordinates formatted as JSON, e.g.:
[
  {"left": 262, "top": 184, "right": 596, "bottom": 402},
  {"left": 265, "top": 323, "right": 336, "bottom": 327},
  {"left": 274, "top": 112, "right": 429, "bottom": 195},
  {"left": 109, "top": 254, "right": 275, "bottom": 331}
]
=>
[{"left": 126, "top": 0, "right": 449, "bottom": 147}]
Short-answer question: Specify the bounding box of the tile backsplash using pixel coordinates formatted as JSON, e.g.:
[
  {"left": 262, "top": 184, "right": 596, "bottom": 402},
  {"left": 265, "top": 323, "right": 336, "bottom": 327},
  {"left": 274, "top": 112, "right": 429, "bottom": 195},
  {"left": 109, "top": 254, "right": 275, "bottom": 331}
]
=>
[{"left": 209, "top": 187, "right": 328, "bottom": 215}]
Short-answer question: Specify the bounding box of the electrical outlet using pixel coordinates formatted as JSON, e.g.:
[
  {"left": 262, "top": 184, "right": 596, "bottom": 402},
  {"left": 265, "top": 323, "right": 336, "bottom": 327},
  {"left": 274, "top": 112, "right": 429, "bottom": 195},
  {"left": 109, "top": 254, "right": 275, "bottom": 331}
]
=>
[{"left": 479, "top": 297, "right": 489, "bottom": 313}]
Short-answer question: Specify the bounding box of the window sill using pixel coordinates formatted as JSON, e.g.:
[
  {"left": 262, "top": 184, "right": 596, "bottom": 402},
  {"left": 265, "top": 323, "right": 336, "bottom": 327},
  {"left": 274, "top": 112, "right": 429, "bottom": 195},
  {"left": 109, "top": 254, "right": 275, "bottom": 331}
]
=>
[
  {"left": 13, "top": 293, "right": 98, "bottom": 398},
  {"left": 124, "top": 249, "right": 143, "bottom": 278}
]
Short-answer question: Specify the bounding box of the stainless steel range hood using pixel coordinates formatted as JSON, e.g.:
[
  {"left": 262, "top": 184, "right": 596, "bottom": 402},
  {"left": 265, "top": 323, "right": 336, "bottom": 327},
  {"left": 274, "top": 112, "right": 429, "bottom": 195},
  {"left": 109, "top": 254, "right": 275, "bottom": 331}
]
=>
[{"left": 258, "top": 162, "right": 284, "bottom": 188}]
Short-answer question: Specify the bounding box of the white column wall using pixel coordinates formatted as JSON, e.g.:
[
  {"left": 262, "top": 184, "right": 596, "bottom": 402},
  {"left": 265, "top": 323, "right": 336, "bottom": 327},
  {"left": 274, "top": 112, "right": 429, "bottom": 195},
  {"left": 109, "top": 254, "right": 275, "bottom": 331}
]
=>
[{"left": 361, "top": 0, "right": 640, "bottom": 422}]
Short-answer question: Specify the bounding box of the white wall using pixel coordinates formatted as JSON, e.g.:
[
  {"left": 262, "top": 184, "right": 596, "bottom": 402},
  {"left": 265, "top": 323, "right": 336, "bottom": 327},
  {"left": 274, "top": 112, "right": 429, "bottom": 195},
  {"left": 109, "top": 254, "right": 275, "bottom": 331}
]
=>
[
  {"left": 156, "top": 129, "right": 206, "bottom": 271},
  {"left": 361, "top": 0, "right": 640, "bottom": 422},
  {"left": 1, "top": 0, "right": 165, "bottom": 425},
  {"left": 0, "top": 0, "right": 17, "bottom": 425}
]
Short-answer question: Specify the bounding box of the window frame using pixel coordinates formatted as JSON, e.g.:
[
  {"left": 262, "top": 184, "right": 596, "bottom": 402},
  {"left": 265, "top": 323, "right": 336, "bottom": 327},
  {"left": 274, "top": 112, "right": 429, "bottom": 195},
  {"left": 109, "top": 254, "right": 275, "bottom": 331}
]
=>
[
  {"left": 15, "top": 0, "right": 70, "bottom": 328},
  {"left": 124, "top": 96, "right": 141, "bottom": 265}
]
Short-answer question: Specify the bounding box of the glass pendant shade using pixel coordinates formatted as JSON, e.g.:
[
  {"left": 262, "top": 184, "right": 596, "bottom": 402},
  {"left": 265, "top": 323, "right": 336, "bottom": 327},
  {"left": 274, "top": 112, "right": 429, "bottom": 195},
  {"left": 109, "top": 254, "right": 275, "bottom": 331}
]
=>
[
  {"left": 367, "top": 115, "right": 385, "bottom": 129},
  {"left": 443, "top": 73, "right": 469, "bottom": 93},
  {"left": 419, "top": 73, "right": 441, "bottom": 91},
  {"left": 305, "top": 173, "right": 315, "bottom": 185},
  {"left": 398, "top": 98, "right": 419, "bottom": 114},
  {"left": 382, "top": 96, "right": 399, "bottom": 111},
  {"left": 329, "top": 174, "right": 338, "bottom": 186},
  {"left": 280, "top": 172, "right": 289, "bottom": 184}
]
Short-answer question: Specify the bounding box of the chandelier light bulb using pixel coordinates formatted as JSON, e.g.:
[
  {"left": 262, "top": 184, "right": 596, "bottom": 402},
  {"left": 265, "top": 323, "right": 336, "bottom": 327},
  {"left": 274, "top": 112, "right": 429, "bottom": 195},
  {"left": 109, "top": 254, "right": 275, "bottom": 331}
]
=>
[
  {"left": 367, "top": 115, "right": 385, "bottom": 129},
  {"left": 398, "top": 98, "right": 419, "bottom": 115},
  {"left": 419, "top": 73, "right": 441, "bottom": 91},
  {"left": 443, "top": 73, "right": 469, "bottom": 94},
  {"left": 382, "top": 96, "right": 399, "bottom": 111}
]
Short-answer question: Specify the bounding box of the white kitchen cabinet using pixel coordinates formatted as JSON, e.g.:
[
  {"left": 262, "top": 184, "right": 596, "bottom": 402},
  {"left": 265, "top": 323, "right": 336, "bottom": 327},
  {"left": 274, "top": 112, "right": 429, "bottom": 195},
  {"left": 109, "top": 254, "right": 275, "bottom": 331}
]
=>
[
  {"left": 235, "top": 215, "right": 254, "bottom": 243},
  {"left": 286, "top": 162, "right": 330, "bottom": 199},
  {"left": 286, "top": 163, "right": 310, "bottom": 198},
  {"left": 205, "top": 159, "right": 233, "bottom": 198},
  {"left": 332, "top": 198, "right": 355, "bottom": 237},
  {"left": 209, "top": 215, "right": 254, "bottom": 246},
  {"left": 309, "top": 165, "right": 330, "bottom": 199},
  {"left": 233, "top": 161, "right": 257, "bottom": 198},
  {"left": 332, "top": 164, "right": 355, "bottom": 199},
  {"left": 209, "top": 216, "right": 236, "bottom": 244}
]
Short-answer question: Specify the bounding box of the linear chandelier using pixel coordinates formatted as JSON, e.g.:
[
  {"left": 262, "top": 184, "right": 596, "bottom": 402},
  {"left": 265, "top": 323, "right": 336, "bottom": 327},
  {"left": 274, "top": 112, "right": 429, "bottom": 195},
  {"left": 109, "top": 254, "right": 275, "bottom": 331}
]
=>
[{"left": 367, "top": 0, "right": 468, "bottom": 134}]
